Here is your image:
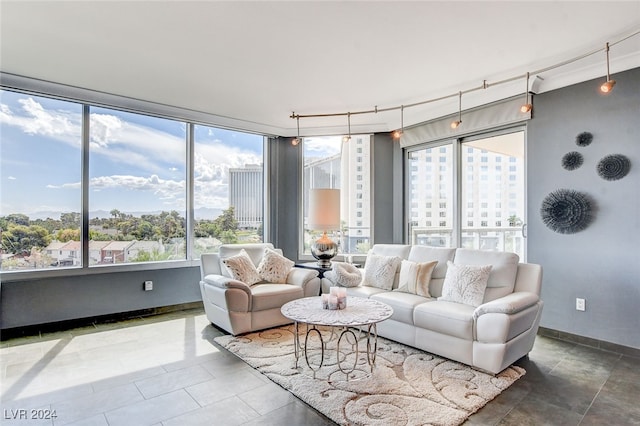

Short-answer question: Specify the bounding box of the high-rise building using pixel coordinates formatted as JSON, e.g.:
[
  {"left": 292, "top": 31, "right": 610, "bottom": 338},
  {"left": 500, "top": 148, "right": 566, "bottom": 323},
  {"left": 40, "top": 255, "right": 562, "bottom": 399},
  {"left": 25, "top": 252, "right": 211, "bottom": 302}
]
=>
[{"left": 229, "top": 164, "right": 263, "bottom": 229}]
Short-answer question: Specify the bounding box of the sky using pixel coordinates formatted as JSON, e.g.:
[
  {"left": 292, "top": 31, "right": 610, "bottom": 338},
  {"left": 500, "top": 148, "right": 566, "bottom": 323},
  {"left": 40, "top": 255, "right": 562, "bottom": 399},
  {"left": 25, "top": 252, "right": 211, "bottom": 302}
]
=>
[{"left": 0, "top": 89, "right": 264, "bottom": 219}]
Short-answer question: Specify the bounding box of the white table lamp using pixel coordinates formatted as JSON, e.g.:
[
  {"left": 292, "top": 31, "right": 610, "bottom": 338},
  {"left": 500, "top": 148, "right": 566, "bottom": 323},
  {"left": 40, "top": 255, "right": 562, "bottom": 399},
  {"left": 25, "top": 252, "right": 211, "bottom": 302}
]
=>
[{"left": 308, "top": 188, "right": 340, "bottom": 268}]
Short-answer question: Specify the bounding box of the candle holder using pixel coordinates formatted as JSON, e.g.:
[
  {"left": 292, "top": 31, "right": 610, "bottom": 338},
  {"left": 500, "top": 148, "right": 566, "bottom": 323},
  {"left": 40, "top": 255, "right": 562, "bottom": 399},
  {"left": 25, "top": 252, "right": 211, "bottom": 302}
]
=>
[{"left": 323, "top": 287, "right": 347, "bottom": 310}]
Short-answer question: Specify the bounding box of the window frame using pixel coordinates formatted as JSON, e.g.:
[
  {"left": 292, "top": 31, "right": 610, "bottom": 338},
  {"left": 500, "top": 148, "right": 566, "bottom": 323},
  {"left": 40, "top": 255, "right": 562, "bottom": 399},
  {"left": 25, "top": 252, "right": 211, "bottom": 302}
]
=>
[{"left": 0, "top": 82, "right": 268, "bottom": 280}]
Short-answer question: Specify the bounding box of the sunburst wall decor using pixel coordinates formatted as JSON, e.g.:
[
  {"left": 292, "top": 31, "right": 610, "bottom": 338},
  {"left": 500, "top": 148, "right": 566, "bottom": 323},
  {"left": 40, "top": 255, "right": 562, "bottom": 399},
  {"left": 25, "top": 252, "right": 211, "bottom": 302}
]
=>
[
  {"left": 562, "top": 151, "right": 584, "bottom": 171},
  {"left": 597, "top": 154, "right": 631, "bottom": 181},
  {"left": 540, "top": 189, "right": 594, "bottom": 234},
  {"left": 575, "top": 131, "right": 593, "bottom": 147}
]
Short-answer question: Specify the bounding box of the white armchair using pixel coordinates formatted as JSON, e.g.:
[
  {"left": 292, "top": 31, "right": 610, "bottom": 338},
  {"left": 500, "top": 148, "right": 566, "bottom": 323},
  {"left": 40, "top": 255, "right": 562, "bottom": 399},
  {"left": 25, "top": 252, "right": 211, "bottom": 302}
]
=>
[{"left": 199, "top": 243, "right": 320, "bottom": 335}]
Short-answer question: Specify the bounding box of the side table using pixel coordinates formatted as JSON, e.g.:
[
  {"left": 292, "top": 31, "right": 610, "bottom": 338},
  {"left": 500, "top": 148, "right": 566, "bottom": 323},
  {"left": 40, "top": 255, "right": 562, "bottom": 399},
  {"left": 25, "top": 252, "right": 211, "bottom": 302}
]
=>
[{"left": 294, "top": 262, "right": 331, "bottom": 279}]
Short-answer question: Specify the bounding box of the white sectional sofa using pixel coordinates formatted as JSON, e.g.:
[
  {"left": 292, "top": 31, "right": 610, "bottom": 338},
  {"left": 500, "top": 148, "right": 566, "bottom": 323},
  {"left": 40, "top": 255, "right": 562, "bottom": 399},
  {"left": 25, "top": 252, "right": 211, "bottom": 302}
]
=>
[{"left": 322, "top": 244, "right": 543, "bottom": 374}]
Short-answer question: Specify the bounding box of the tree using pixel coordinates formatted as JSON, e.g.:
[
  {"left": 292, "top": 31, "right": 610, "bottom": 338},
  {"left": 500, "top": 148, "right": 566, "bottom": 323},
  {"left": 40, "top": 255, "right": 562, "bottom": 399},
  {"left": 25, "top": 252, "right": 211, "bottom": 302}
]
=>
[
  {"left": 1, "top": 224, "right": 52, "bottom": 254},
  {"left": 5, "top": 213, "right": 30, "bottom": 226},
  {"left": 60, "top": 212, "right": 81, "bottom": 229},
  {"left": 214, "top": 206, "right": 238, "bottom": 233},
  {"left": 56, "top": 228, "right": 80, "bottom": 242}
]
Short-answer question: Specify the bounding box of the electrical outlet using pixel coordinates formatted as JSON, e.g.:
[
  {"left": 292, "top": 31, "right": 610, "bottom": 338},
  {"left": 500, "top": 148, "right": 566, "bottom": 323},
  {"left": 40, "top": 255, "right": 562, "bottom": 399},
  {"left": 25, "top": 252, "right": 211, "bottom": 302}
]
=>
[
  {"left": 144, "top": 280, "right": 153, "bottom": 291},
  {"left": 576, "top": 298, "right": 585, "bottom": 311}
]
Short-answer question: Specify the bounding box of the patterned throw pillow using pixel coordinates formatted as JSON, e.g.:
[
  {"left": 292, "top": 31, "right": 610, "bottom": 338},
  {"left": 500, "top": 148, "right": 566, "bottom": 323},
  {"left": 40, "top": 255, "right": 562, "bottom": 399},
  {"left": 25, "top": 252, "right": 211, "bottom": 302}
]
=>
[
  {"left": 256, "top": 248, "right": 295, "bottom": 284},
  {"left": 326, "top": 262, "right": 362, "bottom": 287},
  {"left": 439, "top": 261, "right": 492, "bottom": 307},
  {"left": 361, "top": 254, "right": 402, "bottom": 290},
  {"left": 221, "top": 249, "right": 262, "bottom": 285},
  {"left": 394, "top": 260, "right": 438, "bottom": 297}
]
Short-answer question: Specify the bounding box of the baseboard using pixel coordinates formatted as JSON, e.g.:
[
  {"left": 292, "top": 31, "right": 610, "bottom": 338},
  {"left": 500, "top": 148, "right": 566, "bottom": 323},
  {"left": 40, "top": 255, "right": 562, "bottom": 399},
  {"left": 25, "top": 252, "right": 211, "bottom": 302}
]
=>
[
  {"left": 0, "top": 301, "right": 204, "bottom": 341},
  {"left": 538, "top": 326, "right": 640, "bottom": 359}
]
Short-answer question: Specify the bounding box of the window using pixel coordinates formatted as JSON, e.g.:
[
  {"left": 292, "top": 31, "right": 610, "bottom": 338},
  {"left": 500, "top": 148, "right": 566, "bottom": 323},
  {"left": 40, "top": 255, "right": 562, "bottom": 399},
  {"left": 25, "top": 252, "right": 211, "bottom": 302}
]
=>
[
  {"left": 89, "top": 107, "right": 187, "bottom": 265},
  {"left": 409, "top": 131, "right": 525, "bottom": 258},
  {"left": 193, "top": 125, "right": 264, "bottom": 258},
  {"left": 302, "top": 135, "right": 372, "bottom": 255},
  {"left": 0, "top": 92, "right": 82, "bottom": 270},
  {"left": 0, "top": 88, "right": 266, "bottom": 272},
  {"left": 408, "top": 145, "right": 453, "bottom": 247}
]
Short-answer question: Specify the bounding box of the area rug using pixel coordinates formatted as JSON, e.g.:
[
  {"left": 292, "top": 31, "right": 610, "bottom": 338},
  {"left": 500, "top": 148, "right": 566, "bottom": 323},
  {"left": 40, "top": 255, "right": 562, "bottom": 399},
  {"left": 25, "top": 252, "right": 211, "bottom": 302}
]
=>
[{"left": 214, "top": 325, "right": 525, "bottom": 426}]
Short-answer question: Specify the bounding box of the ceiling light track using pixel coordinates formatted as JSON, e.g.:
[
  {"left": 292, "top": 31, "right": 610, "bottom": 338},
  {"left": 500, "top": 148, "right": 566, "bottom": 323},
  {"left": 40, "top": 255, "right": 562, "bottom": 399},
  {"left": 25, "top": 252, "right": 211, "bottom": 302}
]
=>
[{"left": 290, "top": 29, "right": 639, "bottom": 126}]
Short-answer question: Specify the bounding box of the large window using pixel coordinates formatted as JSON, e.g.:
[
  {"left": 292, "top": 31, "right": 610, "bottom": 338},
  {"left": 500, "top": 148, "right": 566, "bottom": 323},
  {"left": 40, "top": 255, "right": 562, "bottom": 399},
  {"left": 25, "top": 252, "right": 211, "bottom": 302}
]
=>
[
  {"left": 407, "top": 131, "right": 526, "bottom": 259},
  {"left": 88, "top": 107, "right": 187, "bottom": 265},
  {"left": 0, "top": 92, "right": 82, "bottom": 270},
  {"left": 193, "top": 124, "right": 264, "bottom": 258},
  {"left": 0, "top": 88, "right": 265, "bottom": 271},
  {"left": 301, "top": 135, "right": 372, "bottom": 256}
]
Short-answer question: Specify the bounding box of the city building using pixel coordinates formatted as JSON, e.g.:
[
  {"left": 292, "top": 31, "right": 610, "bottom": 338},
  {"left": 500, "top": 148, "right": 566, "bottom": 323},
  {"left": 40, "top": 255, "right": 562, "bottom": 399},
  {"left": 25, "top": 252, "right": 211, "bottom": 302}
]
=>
[{"left": 228, "top": 164, "right": 263, "bottom": 229}]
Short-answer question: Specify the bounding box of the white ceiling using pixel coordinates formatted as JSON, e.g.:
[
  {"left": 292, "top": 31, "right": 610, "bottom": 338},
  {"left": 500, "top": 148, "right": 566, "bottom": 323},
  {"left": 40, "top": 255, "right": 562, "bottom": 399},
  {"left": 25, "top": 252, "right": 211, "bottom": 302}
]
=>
[{"left": 1, "top": 1, "right": 639, "bottom": 137}]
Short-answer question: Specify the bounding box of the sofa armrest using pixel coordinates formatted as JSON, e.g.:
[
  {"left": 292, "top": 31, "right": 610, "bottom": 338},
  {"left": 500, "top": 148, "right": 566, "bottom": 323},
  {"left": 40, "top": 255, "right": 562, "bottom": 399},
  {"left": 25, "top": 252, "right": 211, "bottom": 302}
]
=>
[
  {"left": 286, "top": 267, "right": 319, "bottom": 287},
  {"left": 473, "top": 292, "right": 539, "bottom": 320},
  {"left": 203, "top": 274, "right": 251, "bottom": 293}
]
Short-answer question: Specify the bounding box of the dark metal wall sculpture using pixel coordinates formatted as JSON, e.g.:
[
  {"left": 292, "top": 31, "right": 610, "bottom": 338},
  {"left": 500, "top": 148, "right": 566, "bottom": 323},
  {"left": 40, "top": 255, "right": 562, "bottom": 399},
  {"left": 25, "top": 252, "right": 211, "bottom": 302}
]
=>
[
  {"left": 540, "top": 189, "right": 594, "bottom": 234},
  {"left": 575, "top": 131, "right": 593, "bottom": 147},
  {"left": 562, "top": 151, "right": 584, "bottom": 171},
  {"left": 596, "top": 154, "right": 631, "bottom": 181}
]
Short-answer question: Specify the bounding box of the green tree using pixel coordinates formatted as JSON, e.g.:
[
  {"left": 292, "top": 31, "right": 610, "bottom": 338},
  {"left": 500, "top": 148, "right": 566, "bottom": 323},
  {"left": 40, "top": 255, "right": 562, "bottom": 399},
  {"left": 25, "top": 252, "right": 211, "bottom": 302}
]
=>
[
  {"left": 4, "top": 213, "right": 30, "bottom": 226},
  {"left": 56, "top": 228, "right": 80, "bottom": 242},
  {"left": 60, "top": 212, "right": 81, "bottom": 229},
  {"left": 1, "top": 224, "right": 52, "bottom": 254}
]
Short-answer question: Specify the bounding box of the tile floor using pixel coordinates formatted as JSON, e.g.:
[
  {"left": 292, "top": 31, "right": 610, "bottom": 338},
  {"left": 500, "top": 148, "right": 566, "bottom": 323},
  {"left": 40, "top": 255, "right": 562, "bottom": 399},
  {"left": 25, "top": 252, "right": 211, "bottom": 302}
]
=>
[{"left": 1, "top": 308, "right": 639, "bottom": 425}]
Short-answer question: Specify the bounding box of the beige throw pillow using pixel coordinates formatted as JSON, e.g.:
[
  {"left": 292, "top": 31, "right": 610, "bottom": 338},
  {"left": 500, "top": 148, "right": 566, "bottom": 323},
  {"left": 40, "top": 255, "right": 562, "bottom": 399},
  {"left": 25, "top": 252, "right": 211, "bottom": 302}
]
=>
[
  {"left": 326, "top": 262, "right": 362, "bottom": 287},
  {"left": 256, "top": 247, "right": 294, "bottom": 284},
  {"left": 221, "top": 249, "right": 262, "bottom": 285},
  {"left": 362, "top": 254, "right": 401, "bottom": 290},
  {"left": 439, "top": 261, "right": 492, "bottom": 307},
  {"left": 394, "top": 260, "right": 438, "bottom": 297}
]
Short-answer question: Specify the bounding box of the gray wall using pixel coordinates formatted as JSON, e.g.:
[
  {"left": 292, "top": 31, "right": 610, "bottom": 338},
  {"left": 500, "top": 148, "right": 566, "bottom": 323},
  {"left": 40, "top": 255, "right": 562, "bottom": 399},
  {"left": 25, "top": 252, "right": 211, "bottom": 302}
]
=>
[
  {"left": 0, "top": 267, "right": 202, "bottom": 329},
  {"left": 527, "top": 67, "right": 640, "bottom": 349}
]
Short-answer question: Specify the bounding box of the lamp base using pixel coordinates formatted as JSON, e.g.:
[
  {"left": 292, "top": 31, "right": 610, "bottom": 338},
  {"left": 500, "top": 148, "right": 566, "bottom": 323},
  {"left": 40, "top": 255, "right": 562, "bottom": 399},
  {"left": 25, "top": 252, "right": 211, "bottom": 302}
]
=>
[{"left": 311, "top": 231, "right": 338, "bottom": 268}]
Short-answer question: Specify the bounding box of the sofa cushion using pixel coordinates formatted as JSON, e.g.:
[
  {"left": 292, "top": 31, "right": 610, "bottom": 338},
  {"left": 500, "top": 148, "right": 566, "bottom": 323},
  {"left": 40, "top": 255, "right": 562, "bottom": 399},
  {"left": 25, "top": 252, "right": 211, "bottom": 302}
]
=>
[
  {"left": 221, "top": 249, "right": 262, "bottom": 285},
  {"left": 439, "top": 261, "right": 492, "bottom": 307},
  {"left": 371, "top": 291, "right": 433, "bottom": 325},
  {"left": 362, "top": 254, "right": 402, "bottom": 290},
  {"left": 251, "top": 284, "right": 304, "bottom": 311},
  {"left": 394, "top": 260, "right": 438, "bottom": 297},
  {"left": 344, "top": 286, "right": 387, "bottom": 298},
  {"left": 256, "top": 247, "right": 294, "bottom": 284},
  {"left": 413, "top": 300, "right": 475, "bottom": 340},
  {"left": 453, "top": 249, "right": 519, "bottom": 302},
  {"left": 407, "top": 246, "right": 456, "bottom": 297}
]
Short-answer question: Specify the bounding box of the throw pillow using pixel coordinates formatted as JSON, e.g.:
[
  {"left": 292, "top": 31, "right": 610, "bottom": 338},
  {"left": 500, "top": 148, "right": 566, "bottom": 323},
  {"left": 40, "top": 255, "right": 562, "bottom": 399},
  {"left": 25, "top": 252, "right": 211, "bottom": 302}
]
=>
[
  {"left": 361, "top": 254, "right": 401, "bottom": 290},
  {"left": 330, "top": 262, "right": 362, "bottom": 287},
  {"left": 221, "top": 249, "right": 262, "bottom": 285},
  {"left": 256, "top": 247, "right": 294, "bottom": 284},
  {"left": 439, "top": 261, "right": 492, "bottom": 307},
  {"left": 394, "top": 260, "right": 438, "bottom": 297}
]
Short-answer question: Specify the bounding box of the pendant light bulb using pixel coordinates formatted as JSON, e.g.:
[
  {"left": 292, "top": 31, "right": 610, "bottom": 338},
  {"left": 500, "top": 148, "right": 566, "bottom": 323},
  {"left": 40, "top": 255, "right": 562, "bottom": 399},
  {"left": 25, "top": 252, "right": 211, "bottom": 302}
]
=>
[
  {"left": 291, "top": 114, "right": 301, "bottom": 146},
  {"left": 392, "top": 106, "right": 404, "bottom": 141},
  {"left": 600, "top": 80, "right": 616, "bottom": 93},
  {"left": 600, "top": 42, "right": 616, "bottom": 94},
  {"left": 343, "top": 112, "right": 351, "bottom": 142},
  {"left": 521, "top": 72, "right": 533, "bottom": 113},
  {"left": 451, "top": 92, "right": 462, "bottom": 129}
]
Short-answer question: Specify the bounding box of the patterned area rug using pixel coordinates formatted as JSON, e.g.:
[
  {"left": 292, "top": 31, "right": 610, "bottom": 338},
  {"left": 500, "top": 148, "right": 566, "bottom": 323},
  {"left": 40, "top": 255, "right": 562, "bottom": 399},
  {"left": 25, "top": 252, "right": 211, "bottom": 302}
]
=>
[{"left": 214, "top": 325, "right": 525, "bottom": 426}]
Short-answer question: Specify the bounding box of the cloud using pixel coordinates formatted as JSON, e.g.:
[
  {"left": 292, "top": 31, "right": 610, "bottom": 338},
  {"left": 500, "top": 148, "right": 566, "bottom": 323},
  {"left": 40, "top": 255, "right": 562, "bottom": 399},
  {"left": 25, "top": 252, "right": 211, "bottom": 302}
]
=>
[
  {"left": 0, "top": 97, "right": 81, "bottom": 147},
  {"left": 7, "top": 176, "right": 16, "bottom": 180},
  {"left": 303, "top": 136, "right": 342, "bottom": 158}
]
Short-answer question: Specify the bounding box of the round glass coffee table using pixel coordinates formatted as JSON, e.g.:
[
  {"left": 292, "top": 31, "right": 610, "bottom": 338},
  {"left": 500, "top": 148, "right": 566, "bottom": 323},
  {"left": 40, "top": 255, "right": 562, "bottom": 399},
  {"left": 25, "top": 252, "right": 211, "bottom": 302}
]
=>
[{"left": 281, "top": 296, "right": 393, "bottom": 380}]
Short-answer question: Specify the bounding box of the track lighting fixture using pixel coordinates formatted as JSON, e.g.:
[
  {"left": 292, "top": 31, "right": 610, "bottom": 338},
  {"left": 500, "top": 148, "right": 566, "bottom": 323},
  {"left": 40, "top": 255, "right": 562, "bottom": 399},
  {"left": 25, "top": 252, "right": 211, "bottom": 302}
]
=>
[
  {"left": 520, "top": 72, "right": 533, "bottom": 113},
  {"left": 291, "top": 114, "right": 300, "bottom": 146},
  {"left": 450, "top": 92, "right": 462, "bottom": 129},
  {"left": 392, "top": 106, "right": 404, "bottom": 140},
  {"left": 342, "top": 112, "right": 351, "bottom": 142},
  {"left": 600, "top": 42, "right": 616, "bottom": 93},
  {"left": 290, "top": 31, "right": 638, "bottom": 131}
]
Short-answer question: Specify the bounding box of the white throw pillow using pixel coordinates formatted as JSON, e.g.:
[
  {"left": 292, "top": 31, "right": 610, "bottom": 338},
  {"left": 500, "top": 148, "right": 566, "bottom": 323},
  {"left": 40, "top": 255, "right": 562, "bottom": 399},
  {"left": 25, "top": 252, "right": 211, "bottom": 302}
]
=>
[
  {"left": 394, "top": 260, "right": 438, "bottom": 297},
  {"left": 362, "top": 254, "right": 401, "bottom": 290},
  {"left": 330, "top": 262, "right": 362, "bottom": 287},
  {"left": 256, "top": 247, "right": 294, "bottom": 284},
  {"left": 221, "top": 249, "right": 262, "bottom": 285},
  {"left": 439, "top": 261, "right": 492, "bottom": 307}
]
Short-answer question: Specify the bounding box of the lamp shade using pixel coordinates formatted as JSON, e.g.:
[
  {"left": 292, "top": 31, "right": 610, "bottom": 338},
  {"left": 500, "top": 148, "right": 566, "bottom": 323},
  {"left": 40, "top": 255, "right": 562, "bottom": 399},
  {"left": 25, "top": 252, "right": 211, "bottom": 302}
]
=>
[{"left": 308, "top": 189, "right": 340, "bottom": 231}]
